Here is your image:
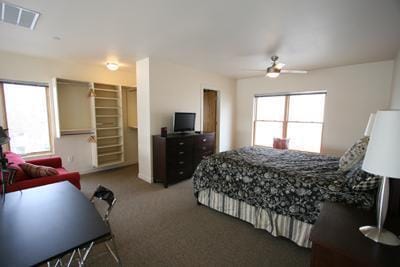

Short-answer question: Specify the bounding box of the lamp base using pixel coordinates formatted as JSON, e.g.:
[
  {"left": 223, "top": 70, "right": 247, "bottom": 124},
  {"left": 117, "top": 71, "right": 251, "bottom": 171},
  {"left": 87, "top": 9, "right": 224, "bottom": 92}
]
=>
[{"left": 359, "top": 226, "right": 400, "bottom": 246}]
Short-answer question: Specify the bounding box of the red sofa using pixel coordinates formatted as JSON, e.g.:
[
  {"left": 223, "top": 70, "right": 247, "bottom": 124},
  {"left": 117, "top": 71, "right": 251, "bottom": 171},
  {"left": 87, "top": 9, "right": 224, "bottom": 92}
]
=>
[{"left": 4, "top": 152, "right": 81, "bottom": 193}]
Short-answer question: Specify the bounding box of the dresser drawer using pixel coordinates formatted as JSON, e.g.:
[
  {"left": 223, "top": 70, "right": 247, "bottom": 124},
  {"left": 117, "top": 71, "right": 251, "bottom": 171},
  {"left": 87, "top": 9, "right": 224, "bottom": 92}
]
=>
[
  {"left": 195, "top": 134, "right": 215, "bottom": 146},
  {"left": 167, "top": 149, "right": 193, "bottom": 164},
  {"left": 167, "top": 138, "right": 193, "bottom": 156},
  {"left": 195, "top": 151, "right": 213, "bottom": 164},
  {"left": 167, "top": 137, "right": 193, "bottom": 149},
  {"left": 167, "top": 165, "right": 193, "bottom": 181},
  {"left": 167, "top": 157, "right": 192, "bottom": 169},
  {"left": 197, "top": 144, "right": 213, "bottom": 153}
]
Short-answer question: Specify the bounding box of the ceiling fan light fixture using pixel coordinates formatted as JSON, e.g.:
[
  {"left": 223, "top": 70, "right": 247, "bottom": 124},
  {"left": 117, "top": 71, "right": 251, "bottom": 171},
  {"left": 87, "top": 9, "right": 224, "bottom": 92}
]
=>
[
  {"left": 266, "top": 72, "right": 280, "bottom": 78},
  {"left": 106, "top": 62, "right": 119, "bottom": 71},
  {"left": 266, "top": 66, "right": 280, "bottom": 78}
]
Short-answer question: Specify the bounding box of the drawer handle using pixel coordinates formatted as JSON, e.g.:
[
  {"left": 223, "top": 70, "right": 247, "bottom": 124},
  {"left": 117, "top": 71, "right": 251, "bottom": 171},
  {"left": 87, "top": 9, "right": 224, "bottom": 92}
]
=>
[
  {"left": 179, "top": 142, "right": 184, "bottom": 146},
  {"left": 202, "top": 138, "right": 207, "bottom": 142},
  {"left": 179, "top": 161, "right": 184, "bottom": 165},
  {"left": 179, "top": 151, "right": 184, "bottom": 155},
  {"left": 179, "top": 171, "right": 184, "bottom": 175}
]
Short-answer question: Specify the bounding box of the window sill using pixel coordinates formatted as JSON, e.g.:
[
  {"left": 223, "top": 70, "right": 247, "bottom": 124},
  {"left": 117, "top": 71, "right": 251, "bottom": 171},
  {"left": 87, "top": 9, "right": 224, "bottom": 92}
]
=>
[
  {"left": 22, "top": 152, "right": 55, "bottom": 160},
  {"left": 252, "top": 144, "right": 321, "bottom": 154}
]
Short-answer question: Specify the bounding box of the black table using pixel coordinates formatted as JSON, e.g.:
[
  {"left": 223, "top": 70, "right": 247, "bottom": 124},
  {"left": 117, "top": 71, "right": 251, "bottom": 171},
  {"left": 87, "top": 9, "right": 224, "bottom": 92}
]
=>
[{"left": 0, "top": 181, "right": 110, "bottom": 266}]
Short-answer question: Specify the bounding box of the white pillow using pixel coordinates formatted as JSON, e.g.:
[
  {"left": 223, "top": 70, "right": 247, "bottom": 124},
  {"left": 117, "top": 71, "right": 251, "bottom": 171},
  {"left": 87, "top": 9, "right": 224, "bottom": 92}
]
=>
[{"left": 339, "top": 136, "right": 369, "bottom": 172}]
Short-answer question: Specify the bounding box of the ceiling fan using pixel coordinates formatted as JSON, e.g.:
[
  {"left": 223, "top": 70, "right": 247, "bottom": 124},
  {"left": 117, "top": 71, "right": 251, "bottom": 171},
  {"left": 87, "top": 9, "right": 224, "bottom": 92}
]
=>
[{"left": 262, "top": 56, "right": 308, "bottom": 78}]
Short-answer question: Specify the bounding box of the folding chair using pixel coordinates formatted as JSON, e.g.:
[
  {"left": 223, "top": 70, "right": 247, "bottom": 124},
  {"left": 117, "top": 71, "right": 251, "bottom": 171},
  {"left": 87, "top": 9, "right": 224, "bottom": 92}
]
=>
[{"left": 78, "top": 185, "right": 122, "bottom": 266}]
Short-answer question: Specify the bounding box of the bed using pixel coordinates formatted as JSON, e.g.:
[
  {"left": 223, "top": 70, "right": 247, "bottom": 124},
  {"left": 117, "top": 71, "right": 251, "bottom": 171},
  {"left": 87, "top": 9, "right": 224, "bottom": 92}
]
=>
[{"left": 192, "top": 146, "right": 376, "bottom": 248}]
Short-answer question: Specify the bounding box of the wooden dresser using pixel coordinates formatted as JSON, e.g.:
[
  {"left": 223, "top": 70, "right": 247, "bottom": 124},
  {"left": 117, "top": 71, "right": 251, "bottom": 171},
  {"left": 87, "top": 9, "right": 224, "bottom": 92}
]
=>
[{"left": 152, "top": 132, "right": 215, "bottom": 188}]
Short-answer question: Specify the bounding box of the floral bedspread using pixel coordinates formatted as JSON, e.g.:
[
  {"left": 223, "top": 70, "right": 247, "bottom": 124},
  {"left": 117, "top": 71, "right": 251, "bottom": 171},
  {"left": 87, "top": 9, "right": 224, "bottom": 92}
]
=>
[{"left": 192, "top": 147, "right": 375, "bottom": 224}]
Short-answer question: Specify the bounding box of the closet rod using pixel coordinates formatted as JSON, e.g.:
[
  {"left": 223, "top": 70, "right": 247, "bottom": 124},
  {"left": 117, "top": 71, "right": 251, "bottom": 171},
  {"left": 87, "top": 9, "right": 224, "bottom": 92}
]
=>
[{"left": 57, "top": 81, "right": 90, "bottom": 86}]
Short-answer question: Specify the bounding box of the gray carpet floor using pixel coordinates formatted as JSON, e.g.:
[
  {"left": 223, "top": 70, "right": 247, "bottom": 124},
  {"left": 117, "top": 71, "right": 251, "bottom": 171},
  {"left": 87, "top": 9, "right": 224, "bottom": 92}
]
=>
[{"left": 80, "top": 164, "right": 310, "bottom": 267}]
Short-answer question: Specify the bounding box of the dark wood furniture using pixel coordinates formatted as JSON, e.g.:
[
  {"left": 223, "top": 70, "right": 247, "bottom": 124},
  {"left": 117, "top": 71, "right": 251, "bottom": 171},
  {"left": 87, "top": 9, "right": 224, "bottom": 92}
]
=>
[
  {"left": 153, "top": 132, "right": 215, "bottom": 188},
  {"left": 0, "top": 181, "right": 110, "bottom": 266},
  {"left": 310, "top": 202, "right": 400, "bottom": 267}
]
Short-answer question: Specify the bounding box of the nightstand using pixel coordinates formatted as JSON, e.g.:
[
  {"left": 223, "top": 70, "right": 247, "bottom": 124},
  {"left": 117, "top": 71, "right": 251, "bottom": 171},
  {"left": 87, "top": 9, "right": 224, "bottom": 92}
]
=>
[{"left": 310, "top": 202, "right": 400, "bottom": 267}]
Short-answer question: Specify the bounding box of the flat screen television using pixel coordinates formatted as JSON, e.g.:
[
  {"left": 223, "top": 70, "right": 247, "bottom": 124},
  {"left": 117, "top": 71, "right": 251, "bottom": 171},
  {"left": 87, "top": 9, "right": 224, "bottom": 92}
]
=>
[{"left": 174, "top": 112, "right": 196, "bottom": 132}]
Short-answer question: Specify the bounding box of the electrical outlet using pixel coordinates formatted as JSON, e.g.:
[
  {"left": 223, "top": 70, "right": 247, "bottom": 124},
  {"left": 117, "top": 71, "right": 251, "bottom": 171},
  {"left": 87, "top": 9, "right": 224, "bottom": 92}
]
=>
[{"left": 67, "top": 156, "right": 74, "bottom": 162}]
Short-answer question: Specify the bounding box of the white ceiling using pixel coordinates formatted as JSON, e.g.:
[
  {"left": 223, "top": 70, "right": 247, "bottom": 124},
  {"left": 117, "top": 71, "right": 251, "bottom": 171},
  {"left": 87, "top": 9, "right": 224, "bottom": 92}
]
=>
[{"left": 1, "top": 0, "right": 400, "bottom": 78}]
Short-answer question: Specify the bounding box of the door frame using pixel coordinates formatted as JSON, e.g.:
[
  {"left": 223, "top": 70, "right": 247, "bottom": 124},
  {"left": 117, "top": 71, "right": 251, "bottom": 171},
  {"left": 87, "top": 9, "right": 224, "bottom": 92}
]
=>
[{"left": 200, "top": 85, "right": 220, "bottom": 153}]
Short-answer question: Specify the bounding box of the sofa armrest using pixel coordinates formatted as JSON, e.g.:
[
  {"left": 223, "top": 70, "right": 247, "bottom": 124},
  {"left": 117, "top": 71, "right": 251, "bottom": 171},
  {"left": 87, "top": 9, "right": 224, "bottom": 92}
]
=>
[{"left": 26, "top": 157, "right": 63, "bottom": 168}]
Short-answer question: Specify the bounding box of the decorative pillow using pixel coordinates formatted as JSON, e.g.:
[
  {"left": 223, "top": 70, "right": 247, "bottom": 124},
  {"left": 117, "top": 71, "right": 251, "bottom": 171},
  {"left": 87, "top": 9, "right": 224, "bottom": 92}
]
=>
[
  {"left": 339, "top": 136, "right": 369, "bottom": 172},
  {"left": 353, "top": 176, "right": 381, "bottom": 191},
  {"left": 345, "top": 161, "right": 381, "bottom": 191},
  {"left": 5, "top": 152, "right": 27, "bottom": 182},
  {"left": 273, "top": 138, "right": 290, "bottom": 150},
  {"left": 19, "top": 163, "right": 58, "bottom": 178}
]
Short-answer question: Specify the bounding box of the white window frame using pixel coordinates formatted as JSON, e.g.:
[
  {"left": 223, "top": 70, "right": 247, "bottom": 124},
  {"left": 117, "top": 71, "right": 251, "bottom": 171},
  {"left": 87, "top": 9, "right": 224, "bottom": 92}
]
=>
[
  {"left": 0, "top": 80, "right": 54, "bottom": 157},
  {"left": 253, "top": 91, "right": 326, "bottom": 153}
]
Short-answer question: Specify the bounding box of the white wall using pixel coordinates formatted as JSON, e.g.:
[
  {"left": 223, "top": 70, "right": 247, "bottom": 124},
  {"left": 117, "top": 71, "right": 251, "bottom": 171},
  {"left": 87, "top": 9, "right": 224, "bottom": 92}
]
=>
[
  {"left": 136, "top": 57, "right": 236, "bottom": 182},
  {"left": 236, "top": 61, "right": 394, "bottom": 156},
  {"left": 149, "top": 58, "right": 236, "bottom": 151},
  {"left": 390, "top": 50, "right": 400, "bottom": 108},
  {"left": 136, "top": 58, "right": 152, "bottom": 183},
  {"left": 0, "top": 50, "right": 137, "bottom": 173}
]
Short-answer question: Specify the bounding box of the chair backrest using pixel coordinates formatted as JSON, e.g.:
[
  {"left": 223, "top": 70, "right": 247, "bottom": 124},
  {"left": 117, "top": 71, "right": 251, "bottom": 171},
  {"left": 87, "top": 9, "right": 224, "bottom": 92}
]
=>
[
  {"left": 90, "top": 185, "right": 116, "bottom": 223},
  {"left": 1, "top": 168, "right": 16, "bottom": 186}
]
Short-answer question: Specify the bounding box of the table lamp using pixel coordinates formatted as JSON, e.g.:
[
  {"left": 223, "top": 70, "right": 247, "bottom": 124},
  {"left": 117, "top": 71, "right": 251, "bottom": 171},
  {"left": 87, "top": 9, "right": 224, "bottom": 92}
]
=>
[
  {"left": 360, "top": 110, "right": 400, "bottom": 246},
  {"left": 364, "top": 113, "right": 376, "bottom": 137}
]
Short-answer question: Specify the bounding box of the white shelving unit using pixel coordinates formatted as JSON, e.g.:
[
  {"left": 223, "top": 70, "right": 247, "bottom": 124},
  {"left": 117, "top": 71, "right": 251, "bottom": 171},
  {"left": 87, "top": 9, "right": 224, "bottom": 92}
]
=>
[
  {"left": 125, "top": 86, "right": 138, "bottom": 128},
  {"left": 52, "top": 77, "right": 136, "bottom": 170},
  {"left": 90, "top": 83, "right": 124, "bottom": 167},
  {"left": 52, "top": 78, "right": 94, "bottom": 138}
]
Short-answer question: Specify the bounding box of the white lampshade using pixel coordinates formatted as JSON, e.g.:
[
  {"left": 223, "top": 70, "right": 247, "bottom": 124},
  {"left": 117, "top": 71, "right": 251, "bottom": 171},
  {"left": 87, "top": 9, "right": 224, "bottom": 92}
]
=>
[
  {"left": 362, "top": 110, "right": 400, "bottom": 178},
  {"left": 364, "top": 113, "right": 376, "bottom": 136}
]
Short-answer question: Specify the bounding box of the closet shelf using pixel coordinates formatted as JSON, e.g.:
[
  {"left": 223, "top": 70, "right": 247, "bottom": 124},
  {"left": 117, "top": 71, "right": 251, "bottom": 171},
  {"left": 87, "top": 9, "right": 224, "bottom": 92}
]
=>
[
  {"left": 60, "top": 129, "right": 95, "bottom": 135},
  {"left": 98, "top": 151, "right": 123, "bottom": 157},
  {"left": 97, "top": 127, "right": 121, "bottom": 130},
  {"left": 97, "top": 135, "right": 122, "bottom": 140},
  {"left": 96, "top": 107, "right": 121, "bottom": 109},
  {"left": 96, "top": 115, "right": 120, "bottom": 118},
  {"left": 94, "top": 88, "right": 119, "bottom": 93},
  {"left": 95, "top": 97, "right": 119, "bottom": 100},
  {"left": 92, "top": 84, "right": 124, "bottom": 168},
  {"left": 97, "top": 144, "right": 123, "bottom": 149}
]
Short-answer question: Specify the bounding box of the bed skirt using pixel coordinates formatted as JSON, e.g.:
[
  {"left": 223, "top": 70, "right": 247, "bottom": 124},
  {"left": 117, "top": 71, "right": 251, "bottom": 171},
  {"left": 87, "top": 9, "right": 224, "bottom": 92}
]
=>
[{"left": 197, "top": 189, "right": 313, "bottom": 248}]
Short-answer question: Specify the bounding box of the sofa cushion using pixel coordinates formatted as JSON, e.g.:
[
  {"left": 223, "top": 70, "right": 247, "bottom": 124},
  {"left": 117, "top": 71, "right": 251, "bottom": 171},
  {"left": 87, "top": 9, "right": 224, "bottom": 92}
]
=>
[
  {"left": 5, "top": 151, "right": 27, "bottom": 182},
  {"left": 20, "top": 163, "right": 59, "bottom": 178}
]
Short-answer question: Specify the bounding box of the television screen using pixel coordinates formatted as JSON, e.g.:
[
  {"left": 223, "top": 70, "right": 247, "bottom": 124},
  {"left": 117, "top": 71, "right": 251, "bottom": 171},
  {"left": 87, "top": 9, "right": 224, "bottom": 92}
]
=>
[{"left": 174, "top": 112, "right": 196, "bottom": 132}]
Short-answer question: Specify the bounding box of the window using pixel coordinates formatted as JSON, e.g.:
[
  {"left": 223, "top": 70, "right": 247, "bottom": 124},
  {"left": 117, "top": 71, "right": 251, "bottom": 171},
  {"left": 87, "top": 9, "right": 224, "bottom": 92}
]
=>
[
  {"left": 253, "top": 92, "right": 326, "bottom": 153},
  {"left": 1, "top": 82, "right": 52, "bottom": 155}
]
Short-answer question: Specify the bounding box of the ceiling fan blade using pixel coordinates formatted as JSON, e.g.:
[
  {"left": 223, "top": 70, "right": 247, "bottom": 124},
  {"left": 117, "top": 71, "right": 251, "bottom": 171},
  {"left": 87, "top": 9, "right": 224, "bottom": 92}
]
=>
[
  {"left": 241, "top": 69, "right": 266, "bottom": 72},
  {"left": 280, "top": 69, "right": 308, "bottom": 74}
]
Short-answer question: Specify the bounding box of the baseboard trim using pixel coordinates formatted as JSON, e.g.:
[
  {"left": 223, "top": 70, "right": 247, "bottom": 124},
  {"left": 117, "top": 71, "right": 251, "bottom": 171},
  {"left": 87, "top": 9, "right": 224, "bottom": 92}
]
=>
[
  {"left": 80, "top": 161, "right": 138, "bottom": 175},
  {"left": 138, "top": 172, "right": 153, "bottom": 183}
]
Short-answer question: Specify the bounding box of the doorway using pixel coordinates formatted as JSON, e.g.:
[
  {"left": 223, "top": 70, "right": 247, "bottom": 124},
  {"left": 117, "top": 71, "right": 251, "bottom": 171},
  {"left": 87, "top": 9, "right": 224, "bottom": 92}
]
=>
[{"left": 202, "top": 89, "right": 218, "bottom": 151}]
